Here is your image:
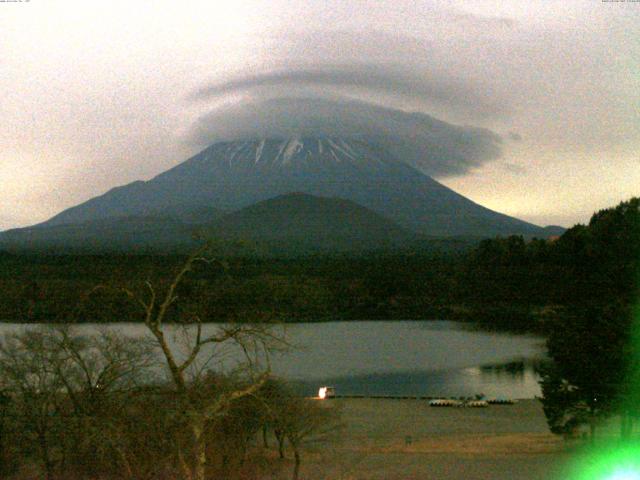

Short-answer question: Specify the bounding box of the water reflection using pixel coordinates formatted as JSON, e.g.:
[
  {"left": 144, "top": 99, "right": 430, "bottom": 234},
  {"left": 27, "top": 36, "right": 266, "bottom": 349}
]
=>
[
  {"left": 479, "top": 359, "right": 545, "bottom": 380},
  {"left": 295, "top": 359, "right": 543, "bottom": 399}
]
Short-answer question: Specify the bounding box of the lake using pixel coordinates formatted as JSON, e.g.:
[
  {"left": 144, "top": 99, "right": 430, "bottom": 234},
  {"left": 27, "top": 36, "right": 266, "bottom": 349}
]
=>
[
  {"left": 276, "top": 321, "right": 545, "bottom": 398},
  {"left": 0, "top": 320, "right": 545, "bottom": 399}
]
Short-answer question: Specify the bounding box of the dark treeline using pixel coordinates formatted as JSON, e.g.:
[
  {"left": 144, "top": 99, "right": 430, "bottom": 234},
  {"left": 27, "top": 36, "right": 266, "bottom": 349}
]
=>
[
  {"left": 0, "top": 250, "right": 459, "bottom": 325},
  {"left": 1, "top": 198, "right": 639, "bottom": 334},
  {"left": 533, "top": 198, "right": 640, "bottom": 440}
]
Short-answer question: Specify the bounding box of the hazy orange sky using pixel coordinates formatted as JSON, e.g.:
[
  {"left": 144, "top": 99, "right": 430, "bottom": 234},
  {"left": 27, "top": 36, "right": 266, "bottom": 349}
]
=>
[{"left": 1, "top": 0, "right": 638, "bottom": 230}]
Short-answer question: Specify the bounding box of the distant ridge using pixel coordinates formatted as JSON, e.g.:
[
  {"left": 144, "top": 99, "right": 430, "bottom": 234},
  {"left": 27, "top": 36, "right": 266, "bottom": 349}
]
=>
[{"left": 207, "top": 192, "right": 417, "bottom": 252}]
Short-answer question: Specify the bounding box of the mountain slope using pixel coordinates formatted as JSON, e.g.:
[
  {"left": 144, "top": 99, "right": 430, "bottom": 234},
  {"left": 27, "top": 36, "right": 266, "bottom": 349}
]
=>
[
  {"left": 11, "top": 136, "right": 554, "bottom": 240},
  {"left": 0, "top": 215, "right": 199, "bottom": 252}
]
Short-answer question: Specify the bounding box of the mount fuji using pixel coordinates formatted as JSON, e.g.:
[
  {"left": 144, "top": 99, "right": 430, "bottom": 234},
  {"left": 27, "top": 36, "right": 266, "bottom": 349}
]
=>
[{"left": 1, "top": 137, "right": 561, "bottom": 252}]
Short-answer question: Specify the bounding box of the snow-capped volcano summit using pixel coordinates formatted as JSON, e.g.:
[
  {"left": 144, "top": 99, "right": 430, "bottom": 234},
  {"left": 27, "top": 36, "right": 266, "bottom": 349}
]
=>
[
  {"left": 29, "top": 136, "right": 546, "bottom": 238},
  {"left": 206, "top": 137, "right": 389, "bottom": 168}
]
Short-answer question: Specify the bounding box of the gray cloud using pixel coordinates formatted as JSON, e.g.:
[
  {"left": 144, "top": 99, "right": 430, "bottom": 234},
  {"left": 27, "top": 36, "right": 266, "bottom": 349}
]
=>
[
  {"left": 500, "top": 162, "right": 526, "bottom": 175},
  {"left": 191, "top": 65, "right": 507, "bottom": 120},
  {"left": 188, "top": 96, "right": 502, "bottom": 177}
]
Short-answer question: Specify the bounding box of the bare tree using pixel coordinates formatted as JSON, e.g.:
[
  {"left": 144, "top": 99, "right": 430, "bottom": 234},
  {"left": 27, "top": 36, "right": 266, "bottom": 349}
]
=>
[
  {"left": 0, "top": 329, "right": 64, "bottom": 480},
  {"left": 0, "top": 326, "right": 157, "bottom": 480},
  {"left": 50, "top": 326, "right": 156, "bottom": 478},
  {"left": 117, "top": 243, "right": 286, "bottom": 480},
  {"left": 0, "top": 244, "right": 288, "bottom": 480},
  {"left": 260, "top": 379, "right": 342, "bottom": 480}
]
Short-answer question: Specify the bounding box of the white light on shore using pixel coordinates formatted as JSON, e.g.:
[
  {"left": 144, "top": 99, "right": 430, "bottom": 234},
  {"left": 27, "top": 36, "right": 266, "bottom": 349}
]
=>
[{"left": 318, "top": 387, "right": 328, "bottom": 399}]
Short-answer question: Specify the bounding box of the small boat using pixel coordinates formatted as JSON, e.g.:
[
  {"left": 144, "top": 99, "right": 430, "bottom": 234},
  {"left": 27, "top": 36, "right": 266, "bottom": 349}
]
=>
[
  {"left": 487, "top": 398, "right": 515, "bottom": 405},
  {"left": 429, "top": 399, "right": 460, "bottom": 407},
  {"left": 464, "top": 400, "right": 489, "bottom": 408}
]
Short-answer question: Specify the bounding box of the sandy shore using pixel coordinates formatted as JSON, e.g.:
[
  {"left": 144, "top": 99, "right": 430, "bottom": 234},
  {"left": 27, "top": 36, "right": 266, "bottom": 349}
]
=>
[{"left": 292, "top": 398, "right": 575, "bottom": 480}]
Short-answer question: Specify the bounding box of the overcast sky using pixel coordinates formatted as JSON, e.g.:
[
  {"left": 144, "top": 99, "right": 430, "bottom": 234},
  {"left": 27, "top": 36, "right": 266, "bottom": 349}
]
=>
[{"left": 1, "top": 0, "right": 638, "bottom": 231}]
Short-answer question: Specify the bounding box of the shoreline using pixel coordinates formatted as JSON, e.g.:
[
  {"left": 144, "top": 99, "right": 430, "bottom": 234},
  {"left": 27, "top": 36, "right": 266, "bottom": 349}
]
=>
[{"left": 0, "top": 317, "right": 547, "bottom": 331}]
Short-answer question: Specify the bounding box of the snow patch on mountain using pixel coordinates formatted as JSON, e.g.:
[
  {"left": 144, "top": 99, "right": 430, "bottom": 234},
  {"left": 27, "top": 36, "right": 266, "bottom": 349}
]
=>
[
  {"left": 281, "top": 137, "right": 304, "bottom": 164},
  {"left": 205, "top": 137, "right": 392, "bottom": 170},
  {"left": 255, "top": 139, "right": 265, "bottom": 163}
]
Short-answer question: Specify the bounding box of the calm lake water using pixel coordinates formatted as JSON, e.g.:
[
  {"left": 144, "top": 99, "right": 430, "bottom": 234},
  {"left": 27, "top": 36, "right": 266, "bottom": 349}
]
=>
[{"left": 0, "top": 321, "right": 545, "bottom": 399}]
